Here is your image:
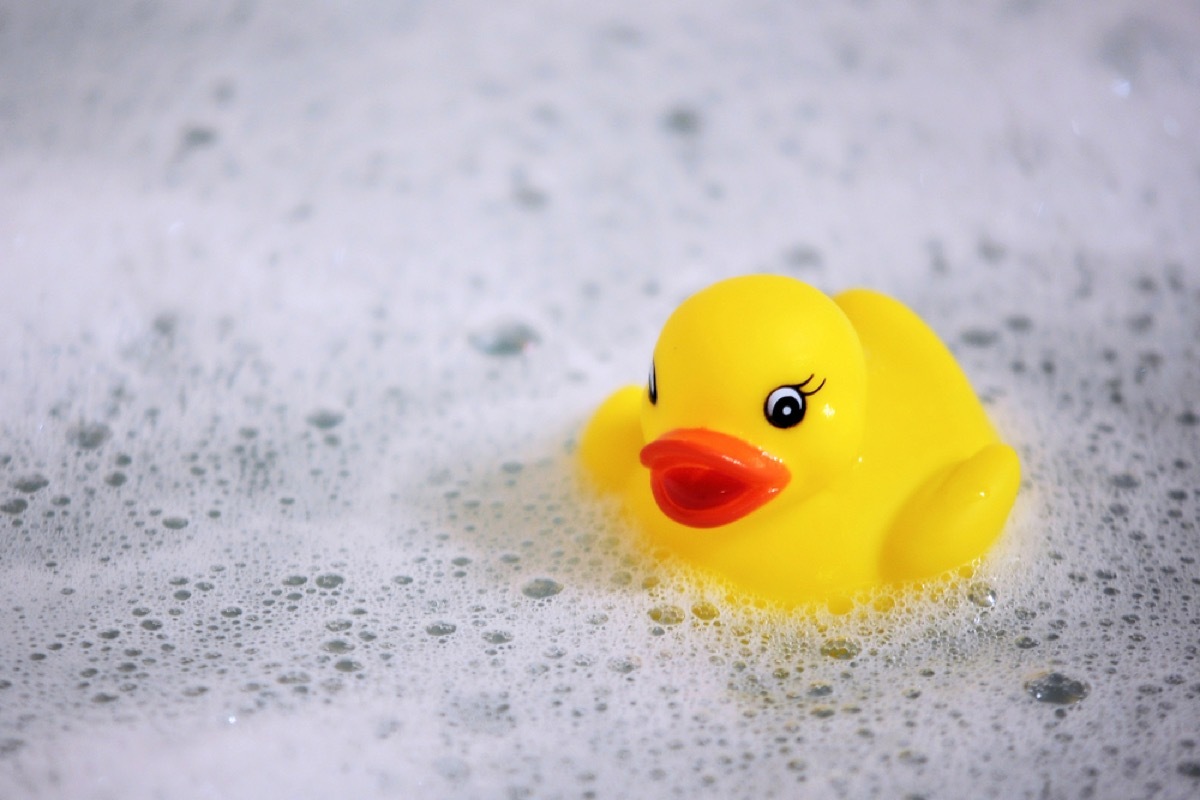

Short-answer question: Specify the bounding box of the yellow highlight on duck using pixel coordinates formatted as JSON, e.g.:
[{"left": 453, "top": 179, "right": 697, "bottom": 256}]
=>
[{"left": 579, "top": 275, "right": 1020, "bottom": 608}]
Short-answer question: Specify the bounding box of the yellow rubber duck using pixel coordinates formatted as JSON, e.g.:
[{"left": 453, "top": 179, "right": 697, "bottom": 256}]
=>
[{"left": 579, "top": 274, "right": 1020, "bottom": 608}]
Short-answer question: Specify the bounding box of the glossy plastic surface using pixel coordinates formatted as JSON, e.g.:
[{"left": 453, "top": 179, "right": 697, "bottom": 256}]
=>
[{"left": 579, "top": 275, "right": 1020, "bottom": 607}]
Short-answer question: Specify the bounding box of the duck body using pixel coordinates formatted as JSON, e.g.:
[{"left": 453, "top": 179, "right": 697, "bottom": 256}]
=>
[{"left": 579, "top": 275, "right": 1020, "bottom": 608}]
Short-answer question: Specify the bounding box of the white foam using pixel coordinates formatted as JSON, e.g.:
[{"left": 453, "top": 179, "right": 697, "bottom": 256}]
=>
[{"left": 2, "top": 1, "right": 1199, "bottom": 797}]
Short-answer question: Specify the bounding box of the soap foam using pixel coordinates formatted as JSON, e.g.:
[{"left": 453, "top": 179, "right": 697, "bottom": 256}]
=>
[{"left": 1, "top": 1, "right": 1199, "bottom": 798}]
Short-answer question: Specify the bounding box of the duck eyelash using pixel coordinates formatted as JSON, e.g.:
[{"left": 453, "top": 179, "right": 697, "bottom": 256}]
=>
[{"left": 796, "top": 374, "right": 827, "bottom": 395}]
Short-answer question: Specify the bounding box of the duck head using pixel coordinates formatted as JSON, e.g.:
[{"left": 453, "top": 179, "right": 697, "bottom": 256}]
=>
[{"left": 639, "top": 275, "right": 867, "bottom": 528}]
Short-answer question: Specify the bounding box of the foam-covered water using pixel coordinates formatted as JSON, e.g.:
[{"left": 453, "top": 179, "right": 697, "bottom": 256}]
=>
[{"left": 1, "top": 1, "right": 1198, "bottom": 797}]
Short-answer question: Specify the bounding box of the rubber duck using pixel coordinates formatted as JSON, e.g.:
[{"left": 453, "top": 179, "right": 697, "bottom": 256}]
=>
[{"left": 579, "top": 275, "right": 1020, "bottom": 608}]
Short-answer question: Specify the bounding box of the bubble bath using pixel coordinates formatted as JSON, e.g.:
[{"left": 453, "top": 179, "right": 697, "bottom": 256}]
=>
[{"left": 1, "top": 1, "right": 1198, "bottom": 798}]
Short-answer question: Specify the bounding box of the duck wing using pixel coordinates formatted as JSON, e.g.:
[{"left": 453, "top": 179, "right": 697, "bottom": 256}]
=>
[
  {"left": 579, "top": 385, "right": 646, "bottom": 492},
  {"left": 835, "top": 289, "right": 1019, "bottom": 581}
]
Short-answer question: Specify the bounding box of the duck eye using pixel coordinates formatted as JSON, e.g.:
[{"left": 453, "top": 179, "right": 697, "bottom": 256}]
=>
[
  {"left": 764, "top": 386, "right": 805, "bottom": 428},
  {"left": 648, "top": 361, "right": 658, "bottom": 405},
  {"left": 764, "top": 377, "right": 824, "bottom": 429}
]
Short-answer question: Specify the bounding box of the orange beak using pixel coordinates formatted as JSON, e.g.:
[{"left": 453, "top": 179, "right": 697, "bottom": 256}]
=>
[{"left": 639, "top": 428, "right": 790, "bottom": 528}]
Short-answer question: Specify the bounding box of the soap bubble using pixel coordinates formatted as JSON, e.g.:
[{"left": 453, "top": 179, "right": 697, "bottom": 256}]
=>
[
  {"left": 521, "top": 578, "right": 563, "bottom": 599},
  {"left": 1025, "top": 673, "right": 1089, "bottom": 705}
]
